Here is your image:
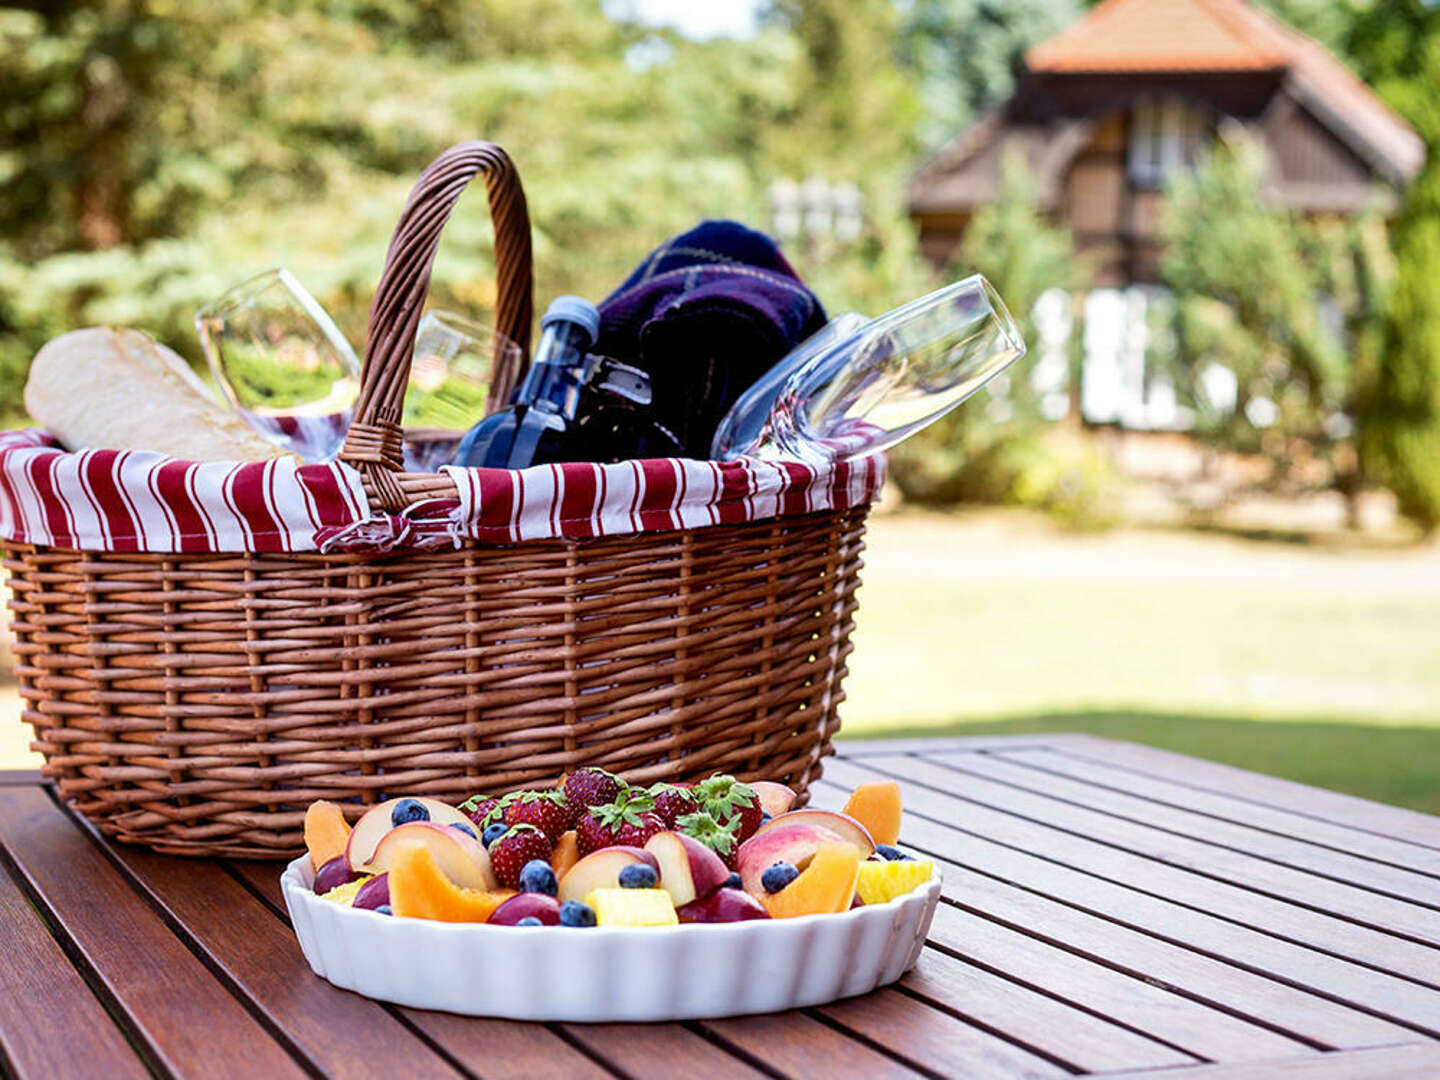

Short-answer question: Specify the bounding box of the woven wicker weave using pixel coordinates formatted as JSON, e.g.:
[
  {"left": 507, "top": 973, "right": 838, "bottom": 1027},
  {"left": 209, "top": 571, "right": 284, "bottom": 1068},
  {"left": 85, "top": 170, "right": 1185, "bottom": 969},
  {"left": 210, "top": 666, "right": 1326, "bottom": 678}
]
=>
[{"left": 1, "top": 143, "right": 870, "bottom": 858}]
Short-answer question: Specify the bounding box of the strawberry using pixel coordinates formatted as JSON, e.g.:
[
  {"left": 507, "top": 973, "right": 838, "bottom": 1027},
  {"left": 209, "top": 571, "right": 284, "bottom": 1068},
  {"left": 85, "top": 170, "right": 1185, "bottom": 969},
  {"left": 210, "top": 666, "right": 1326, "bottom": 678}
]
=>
[
  {"left": 488, "top": 824, "right": 554, "bottom": 889},
  {"left": 496, "top": 790, "right": 571, "bottom": 843},
  {"left": 695, "top": 775, "right": 764, "bottom": 842},
  {"left": 647, "top": 782, "right": 699, "bottom": 828},
  {"left": 561, "top": 767, "right": 626, "bottom": 822},
  {"left": 675, "top": 809, "right": 741, "bottom": 869},
  {"left": 459, "top": 793, "right": 500, "bottom": 831},
  {"left": 575, "top": 791, "right": 665, "bottom": 855}
]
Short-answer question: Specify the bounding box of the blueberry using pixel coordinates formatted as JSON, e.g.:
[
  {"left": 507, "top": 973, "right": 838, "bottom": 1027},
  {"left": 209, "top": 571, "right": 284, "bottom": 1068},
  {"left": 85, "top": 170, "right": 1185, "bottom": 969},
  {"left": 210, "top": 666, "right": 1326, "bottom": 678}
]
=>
[
  {"left": 449, "top": 822, "right": 478, "bottom": 839},
  {"left": 519, "top": 859, "right": 559, "bottom": 896},
  {"left": 760, "top": 811, "right": 772, "bottom": 824},
  {"left": 761, "top": 861, "right": 799, "bottom": 893},
  {"left": 391, "top": 798, "right": 429, "bottom": 826},
  {"left": 559, "top": 901, "right": 597, "bottom": 927},
  {"left": 875, "top": 844, "right": 912, "bottom": 862},
  {"left": 618, "top": 863, "right": 659, "bottom": 889},
  {"left": 722, "top": 872, "right": 742, "bottom": 891},
  {"left": 516, "top": 916, "right": 544, "bottom": 927},
  {"left": 482, "top": 822, "right": 508, "bottom": 848},
  {"left": 375, "top": 904, "right": 393, "bottom": 916}
]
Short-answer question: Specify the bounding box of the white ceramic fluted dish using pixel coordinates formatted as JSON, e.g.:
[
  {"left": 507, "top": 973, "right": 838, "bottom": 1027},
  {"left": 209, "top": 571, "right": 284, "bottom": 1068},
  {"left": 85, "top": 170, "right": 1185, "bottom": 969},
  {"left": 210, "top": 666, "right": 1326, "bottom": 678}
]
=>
[{"left": 282, "top": 855, "right": 941, "bottom": 1021}]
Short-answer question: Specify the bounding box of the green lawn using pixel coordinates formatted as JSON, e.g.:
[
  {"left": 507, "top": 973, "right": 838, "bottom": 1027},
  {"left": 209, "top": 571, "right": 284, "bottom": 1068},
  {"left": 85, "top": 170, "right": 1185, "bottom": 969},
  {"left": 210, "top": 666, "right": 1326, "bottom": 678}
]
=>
[{"left": 837, "top": 510, "right": 1440, "bottom": 814}]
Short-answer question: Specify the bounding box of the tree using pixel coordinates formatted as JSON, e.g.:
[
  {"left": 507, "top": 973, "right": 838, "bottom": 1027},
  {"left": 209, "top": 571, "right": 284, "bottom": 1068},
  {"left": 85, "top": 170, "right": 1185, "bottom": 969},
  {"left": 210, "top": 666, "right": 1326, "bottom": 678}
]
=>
[
  {"left": 1161, "top": 137, "right": 1361, "bottom": 475},
  {"left": 1348, "top": 0, "right": 1440, "bottom": 532},
  {"left": 889, "top": 155, "right": 1082, "bottom": 506},
  {"left": 897, "top": 0, "right": 1080, "bottom": 148}
]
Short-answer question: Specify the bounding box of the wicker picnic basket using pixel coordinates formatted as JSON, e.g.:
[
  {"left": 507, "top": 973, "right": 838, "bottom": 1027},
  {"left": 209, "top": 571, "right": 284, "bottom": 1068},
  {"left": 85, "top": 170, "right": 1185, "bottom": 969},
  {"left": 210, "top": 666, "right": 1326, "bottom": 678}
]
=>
[{"left": 1, "top": 143, "right": 872, "bottom": 858}]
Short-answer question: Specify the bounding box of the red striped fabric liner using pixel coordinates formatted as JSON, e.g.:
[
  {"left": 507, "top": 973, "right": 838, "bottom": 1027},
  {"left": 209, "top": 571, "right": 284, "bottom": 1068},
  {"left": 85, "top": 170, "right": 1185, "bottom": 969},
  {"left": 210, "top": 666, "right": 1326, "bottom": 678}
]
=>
[
  {"left": 0, "top": 429, "right": 884, "bottom": 553},
  {"left": 438, "top": 453, "right": 885, "bottom": 545},
  {"left": 0, "top": 430, "right": 366, "bottom": 554}
]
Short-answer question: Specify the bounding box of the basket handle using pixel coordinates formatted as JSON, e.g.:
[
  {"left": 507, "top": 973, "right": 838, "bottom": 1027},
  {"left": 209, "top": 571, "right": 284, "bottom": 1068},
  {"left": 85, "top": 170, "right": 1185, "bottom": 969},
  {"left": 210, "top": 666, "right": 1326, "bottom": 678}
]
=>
[{"left": 340, "top": 141, "right": 533, "bottom": 510}]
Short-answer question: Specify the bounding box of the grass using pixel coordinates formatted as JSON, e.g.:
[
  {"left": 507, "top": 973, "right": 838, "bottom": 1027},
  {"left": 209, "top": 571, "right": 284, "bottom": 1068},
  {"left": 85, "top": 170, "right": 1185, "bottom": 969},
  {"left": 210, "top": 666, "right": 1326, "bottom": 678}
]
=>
[
  {"left": 838, "top": 710, "right": 1440, "bottom": 816},
  {"left": 834, "top": 510, "right": 1440, "bottom": 814}
]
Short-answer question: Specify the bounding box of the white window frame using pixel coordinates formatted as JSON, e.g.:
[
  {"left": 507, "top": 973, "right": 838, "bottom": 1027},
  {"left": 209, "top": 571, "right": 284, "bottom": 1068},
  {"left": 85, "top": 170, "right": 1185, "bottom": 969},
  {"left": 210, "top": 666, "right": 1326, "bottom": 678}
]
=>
[{"left": 1128, "top": 96, "right": 1206, "bottom": 188}]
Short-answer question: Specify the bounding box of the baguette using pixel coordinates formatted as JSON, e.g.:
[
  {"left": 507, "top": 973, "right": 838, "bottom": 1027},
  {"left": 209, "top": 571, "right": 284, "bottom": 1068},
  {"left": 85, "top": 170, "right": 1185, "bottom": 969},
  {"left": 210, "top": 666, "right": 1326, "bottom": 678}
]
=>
[{"left": 24, "top": 326, "right": 295, "bottom": 462}]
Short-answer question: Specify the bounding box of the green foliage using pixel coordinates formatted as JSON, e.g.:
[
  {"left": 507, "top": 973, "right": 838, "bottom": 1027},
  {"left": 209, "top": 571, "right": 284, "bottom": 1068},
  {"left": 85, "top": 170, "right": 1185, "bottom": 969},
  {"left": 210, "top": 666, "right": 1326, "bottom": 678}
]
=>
[
  {"left": 0, "top": 0, "right": 924, "bottom": 423},
  {"left": 1160, "top": 137, "right": 1379, "bottom": 464},
  {"left": 1362, "top": 152, "right": 1440, "bottom": 530},
  {"left": 1348, "top": 0, "right": 1440, "bottom": 531},
  {"left": 898, "top": 0, "right": 1081, "bottom": 147},
  {"left": 888, "top": 157, "right": 1106, "bottom": 524}
]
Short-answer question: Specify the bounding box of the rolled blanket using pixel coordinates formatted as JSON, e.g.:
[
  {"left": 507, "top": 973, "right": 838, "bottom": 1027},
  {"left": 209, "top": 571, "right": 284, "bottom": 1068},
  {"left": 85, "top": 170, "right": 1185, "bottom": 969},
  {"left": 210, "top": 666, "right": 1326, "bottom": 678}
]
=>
[{"left": 597, "top": 220, "right": 827, "bottom": 458}]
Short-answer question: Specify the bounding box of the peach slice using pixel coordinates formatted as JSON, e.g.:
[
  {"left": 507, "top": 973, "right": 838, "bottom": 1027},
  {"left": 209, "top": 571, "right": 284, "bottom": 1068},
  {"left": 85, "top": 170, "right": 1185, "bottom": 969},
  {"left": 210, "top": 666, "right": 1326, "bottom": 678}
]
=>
[
  {"left": 550, "top": 830, "right": 581, "bottom": 879},
  {"left": 749, "top": 781, "right": 797, "bottom": 818},
  {"left": 644, "top": 830, "right": 731, "bottom": 907},
  {"left": 389, "top": 846, "right": 515, "bottom": 922},
  {"left": 304, "top": 800, "right": 351, "bottom": 872},
  {"left": 842, "top": 781, "right": 902, "bottom": 846},
  {"left": 752, "top": 808, "right": 874, "bottom": 859},
  {"left": 346, "top": 797, "right": 476, "bottom": 871},
  {"left": 735, "top": 821, "right": 846, "bottom": 896},
  {"left": 761, "top": 841, "right": 860, "bottom": 918},
  {"left": 367, "top": 822, "right": 498, "bottom": 891},
  {"left": 556, "top": 846, "right": 659, "bottom": 905}
]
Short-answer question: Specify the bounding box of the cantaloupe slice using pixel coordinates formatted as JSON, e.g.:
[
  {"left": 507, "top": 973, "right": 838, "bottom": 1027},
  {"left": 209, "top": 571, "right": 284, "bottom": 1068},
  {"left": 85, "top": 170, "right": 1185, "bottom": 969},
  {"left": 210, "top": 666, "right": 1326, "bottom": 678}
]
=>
[
  {"left": 841, "top": 781, "right": 902, "bottom": 846},
  {"left": 389, "top": 845, "right": 516, "bottom": 923},
  {"left": 761, "top": 842, "right": 860, "bottom": 918},
  {"left": 551, "top": 830, "right": 581, "bottom": 879},
  {"left": 304, "top": 800, "right": 352, "bottom": 871}
]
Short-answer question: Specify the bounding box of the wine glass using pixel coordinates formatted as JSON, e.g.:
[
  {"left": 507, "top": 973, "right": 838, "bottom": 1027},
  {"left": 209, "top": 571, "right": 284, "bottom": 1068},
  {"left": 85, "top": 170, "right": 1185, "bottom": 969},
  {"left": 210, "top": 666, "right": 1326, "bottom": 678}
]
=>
[
  {"left": 401, "top": 311, "right": 523, "bottom": 471},
  {"left": 196, "top": 268, "right": 361, "bottom": 462},
  {"left": 728, "top": 275, "right": 1025, "bottom": 464}
]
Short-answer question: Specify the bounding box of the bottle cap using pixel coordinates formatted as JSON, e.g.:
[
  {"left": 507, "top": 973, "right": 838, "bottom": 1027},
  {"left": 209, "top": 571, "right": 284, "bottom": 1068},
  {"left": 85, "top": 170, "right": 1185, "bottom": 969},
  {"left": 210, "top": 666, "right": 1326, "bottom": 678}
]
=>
[{"left": 540, "top": 295, "right": 601, "bottom": 345}]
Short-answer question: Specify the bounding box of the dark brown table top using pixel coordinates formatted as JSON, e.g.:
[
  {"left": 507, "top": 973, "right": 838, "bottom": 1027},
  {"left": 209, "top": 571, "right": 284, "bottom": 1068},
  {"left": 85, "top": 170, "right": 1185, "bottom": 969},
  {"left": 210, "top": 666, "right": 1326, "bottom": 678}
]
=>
[{"left": 2, "top": 733, "right": 1438, "bottom": 1079}]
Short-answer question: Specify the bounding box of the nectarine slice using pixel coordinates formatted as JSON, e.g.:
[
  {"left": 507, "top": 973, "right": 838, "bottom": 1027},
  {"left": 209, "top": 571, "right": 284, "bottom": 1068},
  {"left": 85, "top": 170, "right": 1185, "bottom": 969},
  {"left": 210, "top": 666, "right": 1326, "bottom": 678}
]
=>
[
  {"left": 761, "top": 842, "right": 860, "bottom": 918},
  {"left": 551, "top": 830, "right": 580, "bottom": 879},
  {"left": 389, "top": 846, "right": 516, "bottom": 923},
  {"left": 304, "top": 800, "right": 351, "bottom": 872},
  {"left": 842, "top": 781, "right": 902, "bottom": 846}
]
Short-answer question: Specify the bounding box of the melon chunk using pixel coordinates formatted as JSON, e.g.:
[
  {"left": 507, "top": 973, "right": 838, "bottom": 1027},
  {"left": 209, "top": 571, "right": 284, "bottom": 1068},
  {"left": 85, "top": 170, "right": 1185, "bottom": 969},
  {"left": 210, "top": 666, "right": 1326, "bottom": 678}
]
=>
[
  {"left": 389, "top": 845, "right": 516, "bottom": 922},
  {"left": 841, "top": 781, "right": 902, "bottom": 846},
  {"left": 304, "top": 800, "right": 352, "bottom": 871},
  {"left": 761, "top": 842, "right": 860, "bottom": 918}
]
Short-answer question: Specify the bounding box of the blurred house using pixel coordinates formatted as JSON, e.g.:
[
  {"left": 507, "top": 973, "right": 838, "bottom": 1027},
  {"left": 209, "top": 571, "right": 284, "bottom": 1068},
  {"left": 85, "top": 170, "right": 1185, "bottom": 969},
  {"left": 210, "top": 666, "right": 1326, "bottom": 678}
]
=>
[{"left": 908, "top": 0, "right": 1423, "bottom": 431}]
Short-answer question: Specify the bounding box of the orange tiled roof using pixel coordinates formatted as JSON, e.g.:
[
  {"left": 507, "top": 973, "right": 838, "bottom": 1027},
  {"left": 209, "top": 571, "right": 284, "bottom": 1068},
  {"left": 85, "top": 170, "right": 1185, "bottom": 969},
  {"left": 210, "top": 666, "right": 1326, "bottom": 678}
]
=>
[
  {"left": 1027, "top": 0, "right": 1295, "bottom": 72},
  {"left": 1023, "top": 0, "right": 1424, "bottom": 181}
]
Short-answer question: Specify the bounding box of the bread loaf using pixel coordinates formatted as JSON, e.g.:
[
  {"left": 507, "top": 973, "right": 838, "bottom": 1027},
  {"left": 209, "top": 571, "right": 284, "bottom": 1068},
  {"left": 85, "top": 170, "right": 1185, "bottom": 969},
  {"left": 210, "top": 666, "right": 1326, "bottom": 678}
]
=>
[{"left": 24, "top": 327, "right": 294, "bottom": 462}]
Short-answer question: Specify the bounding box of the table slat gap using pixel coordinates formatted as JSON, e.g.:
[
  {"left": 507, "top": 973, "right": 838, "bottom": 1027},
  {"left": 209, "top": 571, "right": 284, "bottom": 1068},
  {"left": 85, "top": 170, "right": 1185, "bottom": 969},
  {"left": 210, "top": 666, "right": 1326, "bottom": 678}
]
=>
[
  {"left": 800, "top": 1004, "right": 972, "bottom": 1080},
  {"left": 698, "top": 1010, "right": 931, "bottom": 1079},
  {"left": 919, "top": 905, "right": 1329, "bottom": 1056},
  {"left": 814, "top": 770, "right": 1440, "bottom": 1019},
  {"left": 852, "top": 753, "right": 1440, "bottom": 954},
  {"left": 0, "top": 786, "right": 311, "bottom": 1080},
  {"left": 1112, "top": 1041, "right": 1440, "bottom": 1079},
  {"left": 814, "top": 989, "right": 1070, "bottom": 1079},
  {"left": 1042, "top": 741, "right": 1440, "bottom": 853},
  {"left": 0, "top": 845, "right": 153, "bottom": 1080},
  {"left": 818, "top": 778, "right": 1440, "bottom": 1043},
  {"left": 932, "top": 750, "right": 1440, "bottom": 908},
  {"left": 226, "top": 859, "right": 758, "bottom": 1078},
  {"left": 988, "top": 748, "right": 1440, "bottom": 880},
  {"left": 68, "top": 810, "right": 469, "bottom": 1079}
]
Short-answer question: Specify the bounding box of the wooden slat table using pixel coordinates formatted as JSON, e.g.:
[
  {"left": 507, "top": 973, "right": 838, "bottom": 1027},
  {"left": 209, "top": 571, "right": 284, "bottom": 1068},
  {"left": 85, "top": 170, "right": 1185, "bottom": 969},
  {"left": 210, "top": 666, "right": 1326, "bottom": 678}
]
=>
[{"left": 3, "top": 734, "right": 1438, "bottom": 1079}]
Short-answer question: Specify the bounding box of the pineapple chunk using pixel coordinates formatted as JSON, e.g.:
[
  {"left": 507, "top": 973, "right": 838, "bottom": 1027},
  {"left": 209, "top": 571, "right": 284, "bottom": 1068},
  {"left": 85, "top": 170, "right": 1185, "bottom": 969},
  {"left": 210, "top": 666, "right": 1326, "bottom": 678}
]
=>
[
  {"left": 855, "top": 859, "right": 933, "bottom": 905},
  {"left": 321, "top": 875, "right": 374, "bottom": 905},
  {"left": 584, "top": 887, "right": 678, "bottom": 927}
]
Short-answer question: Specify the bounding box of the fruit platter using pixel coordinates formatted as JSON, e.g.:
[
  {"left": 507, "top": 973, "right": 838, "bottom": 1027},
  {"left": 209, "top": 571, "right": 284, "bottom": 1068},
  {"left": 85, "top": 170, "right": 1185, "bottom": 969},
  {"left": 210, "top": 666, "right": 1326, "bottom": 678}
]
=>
[{"left": 282, "top": 769, "right": 941, "bottom": 1021}]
